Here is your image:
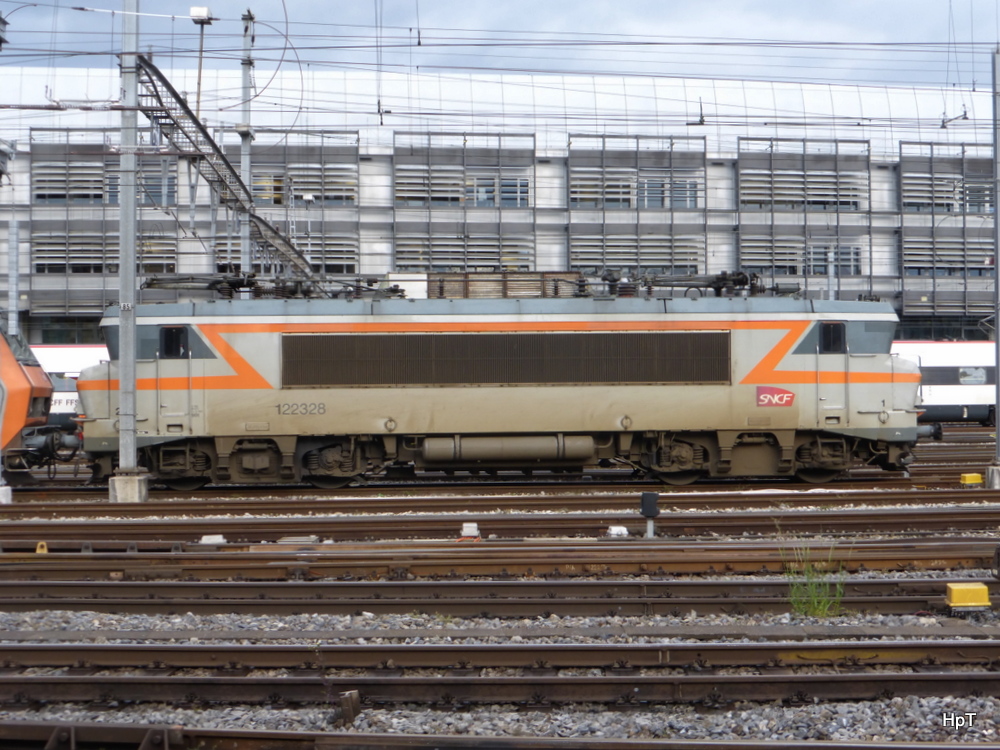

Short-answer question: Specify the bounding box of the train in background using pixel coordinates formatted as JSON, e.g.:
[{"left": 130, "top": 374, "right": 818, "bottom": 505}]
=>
[
  {"left": 70, "top": 291, "right": 932, "bottom": 489},
  {"left": 891, "top": 341, "right": 996, "bottom": 427},
  {"left": 29, "top": 344, "right": 110, "bottom": 430},
  {"left": 0, "top": 342, "right": 107, "bottom": 482}
]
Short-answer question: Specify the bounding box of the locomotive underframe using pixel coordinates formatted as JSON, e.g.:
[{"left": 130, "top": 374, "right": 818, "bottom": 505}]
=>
[{"left": 86, "top": 427, "right": 914, "bottom": 487}]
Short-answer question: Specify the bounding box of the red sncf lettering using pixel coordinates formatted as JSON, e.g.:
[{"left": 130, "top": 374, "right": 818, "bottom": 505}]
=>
[{"left": 756, "top": 386, "right": 796, "bottom": 407}]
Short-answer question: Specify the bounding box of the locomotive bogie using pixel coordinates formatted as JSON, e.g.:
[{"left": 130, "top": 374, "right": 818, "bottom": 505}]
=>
[{"left": 75, "top": 296, "right": 923, "bottom": 486}]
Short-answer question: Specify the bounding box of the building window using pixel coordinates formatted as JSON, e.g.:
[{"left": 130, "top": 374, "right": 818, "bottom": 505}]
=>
[
  {"left": 252, "top": 172, "right": 286, "bottom": 206},
  {"left": 743, "top": 264, "right": 799, "bottom": 276},
  {"left": 33, "top": 317, "right": 104, "bottom": 345},
  {"left": 395, "top": 166, "right": 464, "bottom": 207},
  {"left": 739, "top": 236, "right": 809, "bottom": 277},
  {"left": 901, "top": 236, "right": 994, "bottom": 277},
  {"left": 669, "top": 179, "right": 699, "bottom": 209},
  {"left": 571, "top": 169, "right": 702, "bottom": 210},
  {"left": 568, "top": 172, "right": 603, "bottom": 208},
  {"left": 465, "top": 175, "right": 531, "bottom": 208},
  {"left": 806, "top": 246, "right": 862, "bottom": 276},
  {"left": 138, "top": 167, "right": 177, "bottom": 207},
  {"left": 395, "top": 233, "right": 534, "bottom": 272},
  {"left": 569, "top": 234, "right": 704, "bottom": 276},
  {"left": 601, "top": 180, "right": 633, "bottom": 209},
  {"left": 965, "top": 181, "right": 994, "bottom": 214},
  {"left": 106, "top": 168, "right": 178, "bottom": 207},
  {"left": 739, "top": 168, "right": 866, "bottom": 211},
  {"left": 465, "top": 175, "right": 496, "bottom": 207},
  {"left": 900, "top": 173, "right": 960, "bottom": 213},
  {"left": 31, "top": 162, "right": 106, "bottom": 205},
  {"left": 499, "top": 177, "right": 530, "bottom": 207},
  {"left": 288, "top": 163, "right": 358, "bottom": 207},
  {"left": 636, "top": 179, "right": 664, "bottom": 208}
]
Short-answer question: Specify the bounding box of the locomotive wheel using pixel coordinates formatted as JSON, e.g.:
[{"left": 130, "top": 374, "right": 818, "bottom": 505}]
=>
[
  {"left": 160, "top": 477, "right": 209, "bottom": 491},
  {"left": 305, "top": 475, "right": 358, "bottom": 490},
  {"left": 657, "top": 470, "right": 702, "bottom": 486},
  {"left": 794, "top": 469, "right": 839, "bottom": 484}
]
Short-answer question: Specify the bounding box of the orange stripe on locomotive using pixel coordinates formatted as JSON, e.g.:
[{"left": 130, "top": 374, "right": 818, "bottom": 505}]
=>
[{"left": 74, "top": 318, "right": 922, "bottom": 393}]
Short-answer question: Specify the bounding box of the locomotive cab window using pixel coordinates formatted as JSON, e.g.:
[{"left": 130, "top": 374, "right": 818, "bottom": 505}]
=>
[
  {"left": 819, "top": 321, "right": 846, "bottom": 354},
  {"left": 159, "top": 326, "right": 188, "bottom": 359}
]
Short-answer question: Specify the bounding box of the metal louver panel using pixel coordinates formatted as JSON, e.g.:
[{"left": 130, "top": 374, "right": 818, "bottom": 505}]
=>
[{"left": 283, "top": 331, "right": 730, "bottom": 387}]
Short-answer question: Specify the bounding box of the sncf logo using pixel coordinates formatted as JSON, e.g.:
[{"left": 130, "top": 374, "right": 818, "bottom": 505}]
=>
[{"left": 757, "top": 386, "right": 796, "bottom": 407}]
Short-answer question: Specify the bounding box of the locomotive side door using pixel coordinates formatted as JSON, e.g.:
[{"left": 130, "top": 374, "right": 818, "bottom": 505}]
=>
[
  {"left": 155, "top": 326, "right": 204, "bottom": 436},
  {"left": 816, "top": 320, "right": 848, "bottom": 427}
]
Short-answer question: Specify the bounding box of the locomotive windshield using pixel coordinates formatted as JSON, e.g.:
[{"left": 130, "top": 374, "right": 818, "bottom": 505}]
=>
[{"left": 0, "top": 325, "right": 42, "bottom": 367}]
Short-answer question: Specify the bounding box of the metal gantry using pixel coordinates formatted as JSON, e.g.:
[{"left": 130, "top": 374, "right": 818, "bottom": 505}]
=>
[{"left": 134, "top": 54, "right": 314, "bottom": 280}]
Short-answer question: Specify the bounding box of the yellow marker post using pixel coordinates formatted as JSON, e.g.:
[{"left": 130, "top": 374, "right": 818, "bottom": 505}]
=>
[{"left": 946, "top": 582, "right": 991, "bottom": 612}]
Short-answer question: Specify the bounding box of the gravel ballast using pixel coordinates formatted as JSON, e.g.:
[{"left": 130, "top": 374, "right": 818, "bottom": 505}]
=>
[{"left": 1, "top": 586, "right": 999, "bottom": 742}]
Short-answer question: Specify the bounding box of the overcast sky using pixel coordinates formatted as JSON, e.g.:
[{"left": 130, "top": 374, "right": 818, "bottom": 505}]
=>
[
  {"left": 0, "top": 0, "right": 995, "bottom": 87},
  {"left": 1, "top": 0, "right": 997, "bottom": 153}
]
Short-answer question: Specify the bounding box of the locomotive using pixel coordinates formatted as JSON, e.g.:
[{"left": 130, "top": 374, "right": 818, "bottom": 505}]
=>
[
  {"left": 73, "top": 288, "right": 927, "bottom": 488},
  {"left": 0, "top": 326, "right": 56, "bottom": 477}
]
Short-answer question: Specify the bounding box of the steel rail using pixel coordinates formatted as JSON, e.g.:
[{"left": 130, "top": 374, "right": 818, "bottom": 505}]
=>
[
  {"left": 1, "top": 505, "right": 1000, "bottom": 545},
  {"left": 0, "top": 538, "right": 993, "bottom": 580},
  {"left": 0, "top": 577, "right": 979, "bottom": 616},
  {"left": 0, "top": 592, "right": 949, "bottom": 616},
  {"left": 3, "top": 640, "right": 1000, "bottom": 671},
  {"left": 2, "top": 670, "right": 1000, "bottom": 706},
  {"left": 9, "top": 484, "right": 1000, "bottom": 517},
  {"left": 0, "top": 719, "right": 990, "bottom": 750}
]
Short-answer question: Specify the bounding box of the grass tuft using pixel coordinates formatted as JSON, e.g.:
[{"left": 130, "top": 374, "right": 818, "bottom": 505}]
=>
[{"left": 785, "top": 546, "right": 846, "bottom": 618}]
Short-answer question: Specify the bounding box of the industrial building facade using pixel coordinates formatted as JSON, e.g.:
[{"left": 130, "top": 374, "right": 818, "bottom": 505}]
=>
[{"left": 1, "top": 126, "right": 995, "bottom": 345}]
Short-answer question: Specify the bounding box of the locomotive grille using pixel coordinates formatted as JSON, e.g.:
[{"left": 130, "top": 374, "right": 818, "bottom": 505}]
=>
[{"left": 282, "top": 331, "right": 730, "bottom": 387}]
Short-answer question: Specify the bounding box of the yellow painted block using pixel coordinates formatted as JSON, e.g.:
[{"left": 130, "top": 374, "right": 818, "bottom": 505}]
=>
[
  {"left": 946, "top": 582, "right": 991, "bottom": 608},
  {"left": 961, "top": 473, "right": 984, "bottom": 486}
]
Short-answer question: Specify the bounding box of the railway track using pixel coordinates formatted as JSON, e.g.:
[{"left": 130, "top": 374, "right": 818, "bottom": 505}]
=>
[
  {"left": 6, "top": 485, "right": 1000, "bottom": 519},
  {"left": 1, "top": 427, "right": 996, "bottom": 744},
  {"left": 0, "top": 721, "right": 993, "bottom": 750},
  {"left": 3, "top": 663, "right": 1000, "bottom": 708},
  {"left": 9, "top": 635, "right": 1000, "bottom": 709},
  {"left": 0, "top": 502, "right": 999, "bottom": 548},
  {"left": 0, "top": 577, "right": 984, "bottom": 615},
  {"left": 10, "top": 639, "right": 1000, "bottom": 672},
  {"left": 7, "top": 471, "right": 988, "bottom": 495},
  {"left": 0, "top": 538, "right": 993, "bottom": 580}
]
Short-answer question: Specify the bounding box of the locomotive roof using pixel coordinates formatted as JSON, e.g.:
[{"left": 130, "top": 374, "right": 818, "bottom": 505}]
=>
[{"left": 104, "top": 296, "right": 899, "bottom": 320}]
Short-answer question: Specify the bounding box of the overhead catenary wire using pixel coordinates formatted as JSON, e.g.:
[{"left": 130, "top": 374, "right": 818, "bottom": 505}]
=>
[
  {"left": 0, "top": 1, "right": 996, "bottom": 156},
  {"left": 0, "top": 0, "right": 995, "bottom": 90}
]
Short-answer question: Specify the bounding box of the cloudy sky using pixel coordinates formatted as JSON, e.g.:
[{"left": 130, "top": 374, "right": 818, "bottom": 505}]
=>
[
  {"left": 0, "top": 0, "right": 997, "bottom": 152},
  {"left": 0, "top": 0, "right": 993, "bottom": 86}
]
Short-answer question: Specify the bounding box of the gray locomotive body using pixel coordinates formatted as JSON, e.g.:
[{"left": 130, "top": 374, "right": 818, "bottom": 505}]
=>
[{"left": 75, "top": 295, "right": 922, "bottom": 488}]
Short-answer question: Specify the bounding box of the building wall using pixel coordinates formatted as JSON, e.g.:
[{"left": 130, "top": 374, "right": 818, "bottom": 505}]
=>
[{"left": 0, "top": 128, "right": 995, "bottom": 343}]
